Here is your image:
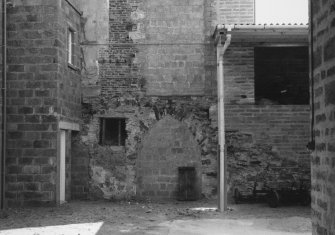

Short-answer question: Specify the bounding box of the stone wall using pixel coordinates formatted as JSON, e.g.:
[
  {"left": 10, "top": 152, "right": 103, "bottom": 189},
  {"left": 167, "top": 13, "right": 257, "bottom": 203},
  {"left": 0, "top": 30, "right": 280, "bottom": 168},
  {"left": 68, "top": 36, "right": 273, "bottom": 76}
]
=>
[
  {"left": 223, "top": 45, "right": 255, "bottom": 104},
  {"left": 137, "top": 116, "right": 202, "bottom": 199},
  {"left": 5, "top": 1, "right": 60, "bottom": 206},
  {"left": 58, "top": 0, "right": 82, "bottom": 123},
  {"left": 212, "top": 105, "right": 311, "bottom": 168},
  {"left": 214, "top": 106, "right": 311, "bottom": 198},
  {"left": 0, "top": 0, "right": 3, "bottom": 206},
  {"left": 71, "top": 132, "right": 90, "bottom": 199},
  {"left": 77, "top": 0, "right": 311, "bottom": 201},
  {"left": 88, "top": 0, "right": 220, "bottom": 99},
  {"left": 5, "top": 0, "right": 82, "bottom": 206},
  {"left": 80, "top": 96, "right": 218, "bottom": 200},
  {"left": 311, "top": 0, "right": 335, "bottom": 234}
]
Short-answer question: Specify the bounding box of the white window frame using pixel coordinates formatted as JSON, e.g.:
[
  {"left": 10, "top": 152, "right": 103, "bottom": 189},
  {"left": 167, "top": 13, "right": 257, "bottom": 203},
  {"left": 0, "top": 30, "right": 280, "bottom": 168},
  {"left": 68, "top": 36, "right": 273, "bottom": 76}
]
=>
[{"left": 67, "top": 28, "right": 75, "bottom": 65}]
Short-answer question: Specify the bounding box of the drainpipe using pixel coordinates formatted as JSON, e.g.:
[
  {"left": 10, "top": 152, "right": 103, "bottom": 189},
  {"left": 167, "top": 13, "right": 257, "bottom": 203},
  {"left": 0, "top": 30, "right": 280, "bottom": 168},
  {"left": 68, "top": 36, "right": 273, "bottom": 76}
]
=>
[
  {"left": 217, "top": 31, "right": 231, "bottom": 212},
  {"left": 1, "top": 0, "right": 7, "bottom": 211}
]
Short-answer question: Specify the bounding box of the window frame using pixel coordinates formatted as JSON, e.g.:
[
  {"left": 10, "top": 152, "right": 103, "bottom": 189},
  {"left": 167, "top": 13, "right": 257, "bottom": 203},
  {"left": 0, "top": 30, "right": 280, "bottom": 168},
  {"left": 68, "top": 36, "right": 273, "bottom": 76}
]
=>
[
  {"left": 67, "top": 27, "right": 75, "bottom": 66},
  {"left": 99, "top": 118, "right": 127, "bottom": 146}
]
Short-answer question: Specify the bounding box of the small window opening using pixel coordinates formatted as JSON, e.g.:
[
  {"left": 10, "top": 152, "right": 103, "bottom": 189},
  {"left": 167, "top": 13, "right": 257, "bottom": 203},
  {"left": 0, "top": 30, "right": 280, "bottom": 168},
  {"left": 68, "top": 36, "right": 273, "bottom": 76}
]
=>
[
  {"left": 254, "top": 47, "right": 309, "bottom": 105},
  {"left": 100, "top": 118, "right": 127, "bottom": 146},
  {"left": 67, "top": 28, "right": 75, "bottom": 65}
]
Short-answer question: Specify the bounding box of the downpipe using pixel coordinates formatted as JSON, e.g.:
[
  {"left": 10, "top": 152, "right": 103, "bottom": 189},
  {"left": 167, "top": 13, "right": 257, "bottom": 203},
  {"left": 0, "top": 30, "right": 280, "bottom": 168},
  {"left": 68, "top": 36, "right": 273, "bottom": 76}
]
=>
[{"left": 217, "top": 33, "right": 231, "bottom": 212}]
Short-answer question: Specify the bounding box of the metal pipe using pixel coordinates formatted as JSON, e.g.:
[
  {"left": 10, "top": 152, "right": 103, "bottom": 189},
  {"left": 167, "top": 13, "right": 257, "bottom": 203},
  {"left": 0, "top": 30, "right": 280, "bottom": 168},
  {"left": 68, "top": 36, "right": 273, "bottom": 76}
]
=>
[
  {"left": 1, "top": 0, "right": 7, "bottom": 210},
  {"left": 217, "top": 33, "right": 231, "bottom": 212}
]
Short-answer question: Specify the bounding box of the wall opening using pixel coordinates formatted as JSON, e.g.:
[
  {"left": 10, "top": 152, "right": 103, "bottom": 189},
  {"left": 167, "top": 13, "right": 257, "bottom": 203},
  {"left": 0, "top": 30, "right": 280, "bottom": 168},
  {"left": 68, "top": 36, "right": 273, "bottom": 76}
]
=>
[
  {"left": 99, "top": 118, "right": 127, "bottom": 146},
  {"left": 254, "top": 46, "right": 309, "bottom": 105}
]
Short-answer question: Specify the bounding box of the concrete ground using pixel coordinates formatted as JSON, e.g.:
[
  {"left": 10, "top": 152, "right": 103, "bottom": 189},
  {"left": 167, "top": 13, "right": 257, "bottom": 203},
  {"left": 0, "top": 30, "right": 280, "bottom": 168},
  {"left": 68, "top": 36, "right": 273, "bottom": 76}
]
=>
[{"left": 0, "top": 200, "right": 311, "bottom": 235}]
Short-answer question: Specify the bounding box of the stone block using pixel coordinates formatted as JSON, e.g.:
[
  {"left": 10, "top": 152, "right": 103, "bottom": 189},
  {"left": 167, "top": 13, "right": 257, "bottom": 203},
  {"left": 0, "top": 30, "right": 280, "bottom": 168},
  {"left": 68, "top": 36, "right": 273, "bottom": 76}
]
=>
[
  {"left": 325, "top": 80, "right": 335, "bottom": 105},
  {"left": 17, "top": 174, "right": 34, "bottom": 182},
  {"left": 33, "top": 140, "right": 50, "bottom": 148},
  {"left": 24, "top": 182, "right": 41, "bottom": 191},
  {"left": 22, "top": 165, "right": 40, "bottom": 174}
]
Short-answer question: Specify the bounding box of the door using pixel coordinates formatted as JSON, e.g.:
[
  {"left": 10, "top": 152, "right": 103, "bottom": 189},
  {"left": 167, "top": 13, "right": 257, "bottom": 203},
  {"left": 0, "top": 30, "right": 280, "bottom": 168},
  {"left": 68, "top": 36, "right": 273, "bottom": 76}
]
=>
[{"left": 59, "top": 130, "right": 66, "bottom": 204}]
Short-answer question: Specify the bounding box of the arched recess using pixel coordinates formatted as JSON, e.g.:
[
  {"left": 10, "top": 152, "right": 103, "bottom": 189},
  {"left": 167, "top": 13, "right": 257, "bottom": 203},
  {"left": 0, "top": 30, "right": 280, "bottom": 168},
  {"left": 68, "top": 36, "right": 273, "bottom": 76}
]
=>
[{"left": 136, "top": 115, "right": 202, "bottom": 199}]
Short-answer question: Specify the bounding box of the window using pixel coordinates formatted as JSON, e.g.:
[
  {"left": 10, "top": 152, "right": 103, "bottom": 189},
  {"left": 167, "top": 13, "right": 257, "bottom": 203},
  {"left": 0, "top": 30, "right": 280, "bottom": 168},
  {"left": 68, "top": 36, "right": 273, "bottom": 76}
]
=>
[
  {"left": 254, "top": 47, "right": 309, "bottom": 105},
  {"left": 255, "top": 0, "right": 308, "bottom": 24},
  {"left": 100, "top": 118, "right": 127, "bottom": 146},
  {"left": 67, "top": 28, "right": 75, "bottom": 65}
]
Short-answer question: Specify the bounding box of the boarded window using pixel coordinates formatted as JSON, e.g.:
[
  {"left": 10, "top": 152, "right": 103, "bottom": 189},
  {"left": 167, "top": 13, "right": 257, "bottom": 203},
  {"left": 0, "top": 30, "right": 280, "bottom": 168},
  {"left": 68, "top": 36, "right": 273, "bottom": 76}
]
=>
[
  {"left": 254, "top": 47, "right": 309, "bottom": 105},
  {"left": 100, "top": 118, "right": 127, "bottom": 146}
]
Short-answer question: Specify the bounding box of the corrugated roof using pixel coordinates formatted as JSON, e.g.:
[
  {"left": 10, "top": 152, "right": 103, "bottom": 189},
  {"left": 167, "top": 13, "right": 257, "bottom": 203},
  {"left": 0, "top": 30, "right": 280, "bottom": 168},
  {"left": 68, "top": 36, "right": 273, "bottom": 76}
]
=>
[{"left": 216, "top": 23, "right": 309, "bottom": 30}]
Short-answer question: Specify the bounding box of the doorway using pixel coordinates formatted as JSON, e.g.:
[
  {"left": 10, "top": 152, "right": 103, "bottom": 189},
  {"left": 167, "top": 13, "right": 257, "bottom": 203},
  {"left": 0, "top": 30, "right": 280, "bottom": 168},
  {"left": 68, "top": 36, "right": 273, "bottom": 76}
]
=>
[{"left": 59, "top": 130, "right": 66, "bottom": 204}]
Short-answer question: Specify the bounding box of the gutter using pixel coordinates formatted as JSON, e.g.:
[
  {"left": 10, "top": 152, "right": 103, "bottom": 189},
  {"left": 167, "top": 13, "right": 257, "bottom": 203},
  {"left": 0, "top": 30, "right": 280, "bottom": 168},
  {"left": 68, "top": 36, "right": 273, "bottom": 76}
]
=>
[
  {"left": 1, "top": 0, "right": 7, "bottom": 210},
  {"left": 216, "top": 30, "right": 231, "bottom": 212}
]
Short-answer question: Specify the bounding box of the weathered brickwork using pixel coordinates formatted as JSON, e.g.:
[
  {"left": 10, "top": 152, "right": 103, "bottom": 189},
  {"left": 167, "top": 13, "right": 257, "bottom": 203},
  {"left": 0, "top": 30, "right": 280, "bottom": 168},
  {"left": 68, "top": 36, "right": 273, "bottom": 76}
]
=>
[
  {"left": 77, "top": 0, "right": 311, "bottom": 201},
  {"left": 212, "top": 105, "right": 311, "bottom": 166},
  {"left": 311, "top": 0, "right": 335, "bottom": 234},
  {"left": 4, "top": 0, "right": 82, "bottom": 206},
  {"left": 80, "top": 96, "right": 218, "bottom": 199},
  {"left": 2, "top": 0, "right": 311, "bottom": 204}
]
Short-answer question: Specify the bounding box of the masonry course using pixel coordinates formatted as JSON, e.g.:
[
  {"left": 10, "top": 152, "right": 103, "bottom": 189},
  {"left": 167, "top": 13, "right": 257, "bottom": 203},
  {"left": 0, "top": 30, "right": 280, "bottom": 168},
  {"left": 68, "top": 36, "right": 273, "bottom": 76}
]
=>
[
  {"left": 311, "top": 0, "right": 335, "bottom": 234},
  {"left": 78, "top": 0, "right": 311, "bottom": 201},
  {"left": 0, "top": 0, "right": 312, "bottom": 206},
  {"left": 4, "top": 0, "right": 82, "bottom": 206}
]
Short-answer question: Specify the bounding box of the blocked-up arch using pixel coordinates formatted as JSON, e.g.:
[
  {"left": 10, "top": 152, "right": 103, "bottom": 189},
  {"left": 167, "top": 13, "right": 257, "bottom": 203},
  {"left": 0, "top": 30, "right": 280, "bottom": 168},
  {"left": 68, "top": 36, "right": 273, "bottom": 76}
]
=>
[{"left": 136, "top": 115, "right": 202, "bottom": 199}]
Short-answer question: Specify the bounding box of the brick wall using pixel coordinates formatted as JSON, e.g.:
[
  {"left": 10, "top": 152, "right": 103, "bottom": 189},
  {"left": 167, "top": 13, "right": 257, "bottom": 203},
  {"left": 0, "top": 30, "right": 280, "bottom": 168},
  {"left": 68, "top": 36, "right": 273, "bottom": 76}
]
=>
[
  {"left": 223, "top": 45, "right": 255, "bottom": 103},
  {"left": 5, "top": 0, "right": 82, "bottom": 206},
  {"left": 212, "top": 105, "right": 310, "bottom": 167},
  {"left": 141, "top": 0, "right": 208, "bottom": 96},
  {"left": 5, "top": 1, "right": 60, "bottom": 206},
  {"left": 311, "top": 0, "right": 335, "bottom": 234},
  {"left": 137, "top": 116, "right": 202, "bottom": 199},
  {"left": 95, "top": 0, "right": 219, "bottom": 98},
  {"left": 58, "top": 0, "right": 82, "bottom": 123},
  {"left": 217, "top": 0, "right": 255, "bottom": 25},
  {"left": 71, "top": 132, "right": 89, "bottom": 200},
  {"left": 77, "top": 0, "right": 311, "bottom": 201},
  {"left": 0, "top": 0, "right": 3, "bottom": 206}
]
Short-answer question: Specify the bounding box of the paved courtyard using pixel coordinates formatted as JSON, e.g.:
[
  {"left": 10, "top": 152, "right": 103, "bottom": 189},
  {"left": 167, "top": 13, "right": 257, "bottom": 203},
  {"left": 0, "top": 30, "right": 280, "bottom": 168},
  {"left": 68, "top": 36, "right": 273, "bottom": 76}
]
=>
[{"left": 0, "top": 200, "right": 311, "bottom": 235}]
